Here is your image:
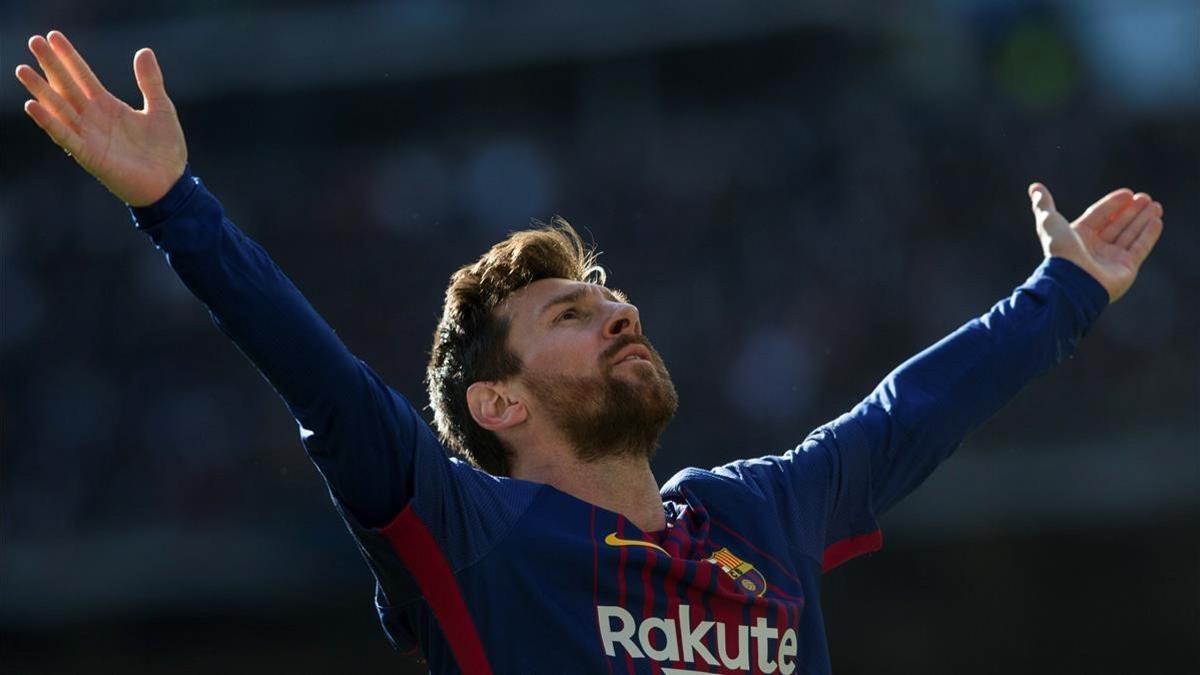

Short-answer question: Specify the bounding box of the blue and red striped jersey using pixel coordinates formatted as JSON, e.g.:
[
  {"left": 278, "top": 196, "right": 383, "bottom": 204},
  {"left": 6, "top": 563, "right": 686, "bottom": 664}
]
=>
[{"left": 131, "top": 167, "right": 1108, "bottom": 674}]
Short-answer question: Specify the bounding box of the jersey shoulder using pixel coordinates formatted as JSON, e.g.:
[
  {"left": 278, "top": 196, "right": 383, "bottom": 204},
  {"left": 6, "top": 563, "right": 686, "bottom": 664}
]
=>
[{"left": 660, "top": 463, "right": 778, "bottom": 508}]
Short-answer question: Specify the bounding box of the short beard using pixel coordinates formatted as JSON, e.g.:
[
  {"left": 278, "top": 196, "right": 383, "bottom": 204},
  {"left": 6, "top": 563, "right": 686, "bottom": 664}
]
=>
[{"left": 522, "top": 343, "right": 678, "bottom": 463}]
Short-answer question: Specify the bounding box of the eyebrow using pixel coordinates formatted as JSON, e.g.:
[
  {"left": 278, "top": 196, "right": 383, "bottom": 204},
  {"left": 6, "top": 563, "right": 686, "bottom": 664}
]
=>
[{"left": 537, "top": 285, "right": 623, "bottom": 319}]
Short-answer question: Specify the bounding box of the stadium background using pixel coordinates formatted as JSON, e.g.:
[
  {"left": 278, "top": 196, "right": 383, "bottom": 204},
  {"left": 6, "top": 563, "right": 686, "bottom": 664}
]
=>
[{"left": 2, "top": 1, "right": 1197, "bottom": 673}]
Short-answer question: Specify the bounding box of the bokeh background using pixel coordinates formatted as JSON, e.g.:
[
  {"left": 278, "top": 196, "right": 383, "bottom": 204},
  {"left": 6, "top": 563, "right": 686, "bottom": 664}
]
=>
[{"left": 2, "top": 1, "right": 1197, "bottom": 673}]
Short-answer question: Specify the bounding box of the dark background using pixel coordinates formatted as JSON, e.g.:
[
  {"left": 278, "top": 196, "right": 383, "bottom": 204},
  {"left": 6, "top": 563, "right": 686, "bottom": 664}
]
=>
[{"left": 2, "top": 1, "right": 1197, "bottom": 673}]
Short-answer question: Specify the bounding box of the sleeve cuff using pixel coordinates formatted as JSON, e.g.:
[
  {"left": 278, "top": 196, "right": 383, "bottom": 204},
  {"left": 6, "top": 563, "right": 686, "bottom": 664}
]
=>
[
  {"left": 128, "top": 164, "right": 198, "bottom": 229},
  {"left": 1038, "top": 256, "right": 1110, "bottom": 320}
]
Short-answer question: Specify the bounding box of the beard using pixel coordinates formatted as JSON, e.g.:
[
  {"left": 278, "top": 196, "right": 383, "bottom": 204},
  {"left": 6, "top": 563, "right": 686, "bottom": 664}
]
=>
[{"left": 521, "top": 338, "right": 679, "bottom": 463}]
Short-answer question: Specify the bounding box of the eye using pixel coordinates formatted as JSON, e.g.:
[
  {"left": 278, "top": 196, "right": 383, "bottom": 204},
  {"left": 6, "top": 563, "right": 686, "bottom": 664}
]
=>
[{"left": 556, "top": 307, "right": 583, "bottom": 322}]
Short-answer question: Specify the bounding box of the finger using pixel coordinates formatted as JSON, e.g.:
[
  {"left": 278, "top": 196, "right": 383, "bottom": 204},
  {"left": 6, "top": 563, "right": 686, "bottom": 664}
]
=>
[
  {"left": 1098, "top": 192, "right": 1150, "bottom": 242},
  {"left": 24, "top": 99, "right": 84, "bottom": 156},
  {"left": 1075, "top": 188, "right": 1134, "bottom": 234},
  {"left": 14, "top": 63, "right": 82, "bottom": 133},
  {"left": 28, "top": 34, "right": 88, "bottom": 112},
  {"left": 1028, "top": 182, "right": 1056, "bottom": 222},
  {"left": 47, "top": 30, "right": 108, "bottom": 98},
  {"left": 1114, "top": 200, "right": 1161, "bottom": 249},
  {"left": 1129, "top": 218, "right": 1163, "bottom": 266},
  {"left": 133, "top": 48, "right": 170, "bottom": 111}
]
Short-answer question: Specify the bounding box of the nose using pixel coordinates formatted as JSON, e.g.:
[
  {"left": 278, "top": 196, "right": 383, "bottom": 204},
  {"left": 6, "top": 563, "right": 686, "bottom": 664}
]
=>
[{"left": 604, "top": 302, "right": 641, "bottom": 338}]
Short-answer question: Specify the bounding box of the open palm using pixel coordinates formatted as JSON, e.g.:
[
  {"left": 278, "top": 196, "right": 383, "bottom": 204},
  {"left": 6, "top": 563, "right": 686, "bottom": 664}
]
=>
[
  {"left": 15, "top": 31, "right": 187, "bottom": 206},
  {"left": 1029, "top": 182, "right": 1164, "bottom": 303}
]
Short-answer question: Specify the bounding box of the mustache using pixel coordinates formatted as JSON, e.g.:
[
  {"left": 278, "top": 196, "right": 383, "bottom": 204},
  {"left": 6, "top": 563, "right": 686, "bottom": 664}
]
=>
[{"left": 600, "top": 334, "right": 657, "bottom": 365}]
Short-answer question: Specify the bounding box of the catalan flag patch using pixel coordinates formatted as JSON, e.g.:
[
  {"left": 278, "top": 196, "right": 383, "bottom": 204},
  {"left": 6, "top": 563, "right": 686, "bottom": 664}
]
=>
[{"left": 706, "top": 547, "right": 768, "bottom": 597}]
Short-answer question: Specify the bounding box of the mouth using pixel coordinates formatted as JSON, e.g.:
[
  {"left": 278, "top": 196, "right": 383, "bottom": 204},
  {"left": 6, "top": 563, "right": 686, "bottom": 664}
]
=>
[{"left": 611, "top": 344, "right": 653, "bottom": 367}]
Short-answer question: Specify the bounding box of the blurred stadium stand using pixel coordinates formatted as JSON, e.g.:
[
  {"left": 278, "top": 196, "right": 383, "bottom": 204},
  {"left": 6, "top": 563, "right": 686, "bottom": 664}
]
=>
[{"left": 2, "top": 1, "right": 1197, "bottom": 673}]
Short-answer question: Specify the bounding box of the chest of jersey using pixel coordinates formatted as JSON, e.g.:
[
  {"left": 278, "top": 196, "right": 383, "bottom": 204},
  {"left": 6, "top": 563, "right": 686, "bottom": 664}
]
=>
[{"left": 442, "top": 485, "right": 821, "bottom": 675}]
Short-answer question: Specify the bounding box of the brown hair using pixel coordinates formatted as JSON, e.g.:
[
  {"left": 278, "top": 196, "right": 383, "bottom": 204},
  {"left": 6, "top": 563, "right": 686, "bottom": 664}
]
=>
[{"left": 426, "top": 216, "right": 613, "bottom": 475}]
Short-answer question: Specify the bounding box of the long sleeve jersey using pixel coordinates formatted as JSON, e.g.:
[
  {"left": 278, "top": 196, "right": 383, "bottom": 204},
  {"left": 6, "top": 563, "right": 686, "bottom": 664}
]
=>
[{"left": 131, "top": 167, "right": 1108, "bottom": 674}]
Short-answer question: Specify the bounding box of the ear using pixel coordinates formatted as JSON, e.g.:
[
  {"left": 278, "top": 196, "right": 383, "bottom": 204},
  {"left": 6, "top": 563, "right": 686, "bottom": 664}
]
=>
[{"left": 466, "top": 381, "right": 528, "bottom": 432}]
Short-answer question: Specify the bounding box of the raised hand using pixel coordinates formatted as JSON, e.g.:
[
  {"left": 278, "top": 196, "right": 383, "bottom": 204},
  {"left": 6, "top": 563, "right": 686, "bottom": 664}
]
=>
[
  {"left": 15, "top": 31, "right": 187, "bottom": 207},
  {"left": 1029, "top": 182, "right": 1164, "bottom": 303}
]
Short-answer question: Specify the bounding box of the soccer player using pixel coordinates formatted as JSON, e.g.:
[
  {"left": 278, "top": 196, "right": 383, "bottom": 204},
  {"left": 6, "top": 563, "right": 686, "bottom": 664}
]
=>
[{"left": 17, "top": 32, "right": 1164, "bottom": 675}]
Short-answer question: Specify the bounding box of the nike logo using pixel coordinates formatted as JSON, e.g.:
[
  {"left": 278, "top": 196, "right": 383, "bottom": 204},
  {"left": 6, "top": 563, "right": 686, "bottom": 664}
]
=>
[{"left": 604, "top": 532, "right": 669, "bottom": 555}]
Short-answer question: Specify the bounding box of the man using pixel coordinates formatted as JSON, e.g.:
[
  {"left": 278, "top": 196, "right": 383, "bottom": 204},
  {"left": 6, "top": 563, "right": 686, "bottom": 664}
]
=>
[{"left": 16, "top": 31, "right": 1164, "bottom": 674}]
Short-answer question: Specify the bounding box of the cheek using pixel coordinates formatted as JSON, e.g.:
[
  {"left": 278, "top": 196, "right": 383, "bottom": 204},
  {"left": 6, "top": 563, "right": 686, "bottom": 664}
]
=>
[{"left": 524, "top": 335, "right": 602, "bottom": 375}]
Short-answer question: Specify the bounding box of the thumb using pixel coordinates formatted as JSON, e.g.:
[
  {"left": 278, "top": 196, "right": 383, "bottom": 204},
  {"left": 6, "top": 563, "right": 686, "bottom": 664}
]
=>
[
  {"left": 1028, "top": 182, "right": 1057, "bottom": 223},
  {"left": 133, "top": 48, "right": 170, "bottom": 111}
]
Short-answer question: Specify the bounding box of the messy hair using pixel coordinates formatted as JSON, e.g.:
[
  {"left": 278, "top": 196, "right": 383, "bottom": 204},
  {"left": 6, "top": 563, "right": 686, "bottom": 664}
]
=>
[{"left": 426, "top": 216, "right": 610, "bottom": 475}]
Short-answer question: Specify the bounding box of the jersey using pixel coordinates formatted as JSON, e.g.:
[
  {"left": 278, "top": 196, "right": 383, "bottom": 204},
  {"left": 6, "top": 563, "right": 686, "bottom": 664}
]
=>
[{"left": 130, "top": 166, "right": 1109, "bottom": 674}]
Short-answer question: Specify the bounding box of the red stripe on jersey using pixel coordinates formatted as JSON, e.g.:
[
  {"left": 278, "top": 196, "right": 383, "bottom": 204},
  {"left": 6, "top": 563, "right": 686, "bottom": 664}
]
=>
[
  {"left": 637, "top": 526, "right": 661, "bottom": 674},
  {"left": 685, "top": 562, "right": 711, "bottom": 654},
  {"left": 674, "top": 525, "right": 694, "bottom": 559},
  {"left": 661, "top": 556, "right": 687, "bottom": 670},
  {"left": 591, "top": 506, "right": 614, "bottom": 675},
  {"left": 705, "top": 560, "right": 748, "bottom": 672},
  {"left": 662, "top": 557, "right": 685, "bottom": 613},
  {"left": 690, "top": 563, "right": 720, "bottom": 668},
  {"left": 615, "top": 517, "right": 634, "bottom": 675},
  {"left": 822, "top": 529, "right": 883, "bottom": 573},
  {"left": 379, "top": 506, "right": 493, "bottom": 675}
]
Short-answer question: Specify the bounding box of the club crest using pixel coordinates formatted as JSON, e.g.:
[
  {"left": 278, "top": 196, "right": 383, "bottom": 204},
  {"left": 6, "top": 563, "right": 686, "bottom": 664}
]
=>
[{"left": 707, "top": 547, "right": 767, "bottom": 597}]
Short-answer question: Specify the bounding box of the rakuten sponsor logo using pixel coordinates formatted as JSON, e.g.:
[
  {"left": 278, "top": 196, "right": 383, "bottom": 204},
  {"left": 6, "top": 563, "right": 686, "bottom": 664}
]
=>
[{"left": 597, "top": 605, "right": 798, "bottom": 674}]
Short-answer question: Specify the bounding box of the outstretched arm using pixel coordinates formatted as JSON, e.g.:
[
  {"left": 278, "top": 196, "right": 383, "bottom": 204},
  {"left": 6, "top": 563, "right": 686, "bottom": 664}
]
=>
[
  {"left": 839, "top": 184, "right": 1164, "bottom": 517},
  {"left": 14, "top": 32, "right": 430, "bottom": 526},
  {"left": 717, "top": 184, "right": 1164, "bottom": 572}
]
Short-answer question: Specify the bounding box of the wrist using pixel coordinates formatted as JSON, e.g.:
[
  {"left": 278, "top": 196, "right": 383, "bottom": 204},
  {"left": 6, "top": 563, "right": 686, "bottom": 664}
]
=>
[
  {"left": 1041, "top": 256, "right": 1110, "bottom": 315},
  {"left": 129, "top": 164, "right": 197, "bottom": 229}
]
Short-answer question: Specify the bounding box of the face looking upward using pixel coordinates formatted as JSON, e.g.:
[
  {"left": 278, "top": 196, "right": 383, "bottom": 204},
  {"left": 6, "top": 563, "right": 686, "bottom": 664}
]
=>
[{"left": 485, "top": 278, "right": 679, "bottom": 463}]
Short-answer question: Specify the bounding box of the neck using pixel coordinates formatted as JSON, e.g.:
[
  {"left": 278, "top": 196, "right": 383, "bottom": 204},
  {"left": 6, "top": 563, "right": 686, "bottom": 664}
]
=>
[{"left": 511, "top": 453, "right": 665, "bottom": 532}]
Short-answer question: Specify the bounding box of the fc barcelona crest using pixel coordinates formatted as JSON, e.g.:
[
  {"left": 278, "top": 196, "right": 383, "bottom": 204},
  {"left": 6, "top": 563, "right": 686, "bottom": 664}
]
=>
[{"left": 707, "top": 547, "right": 767, "bottom": 597}]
